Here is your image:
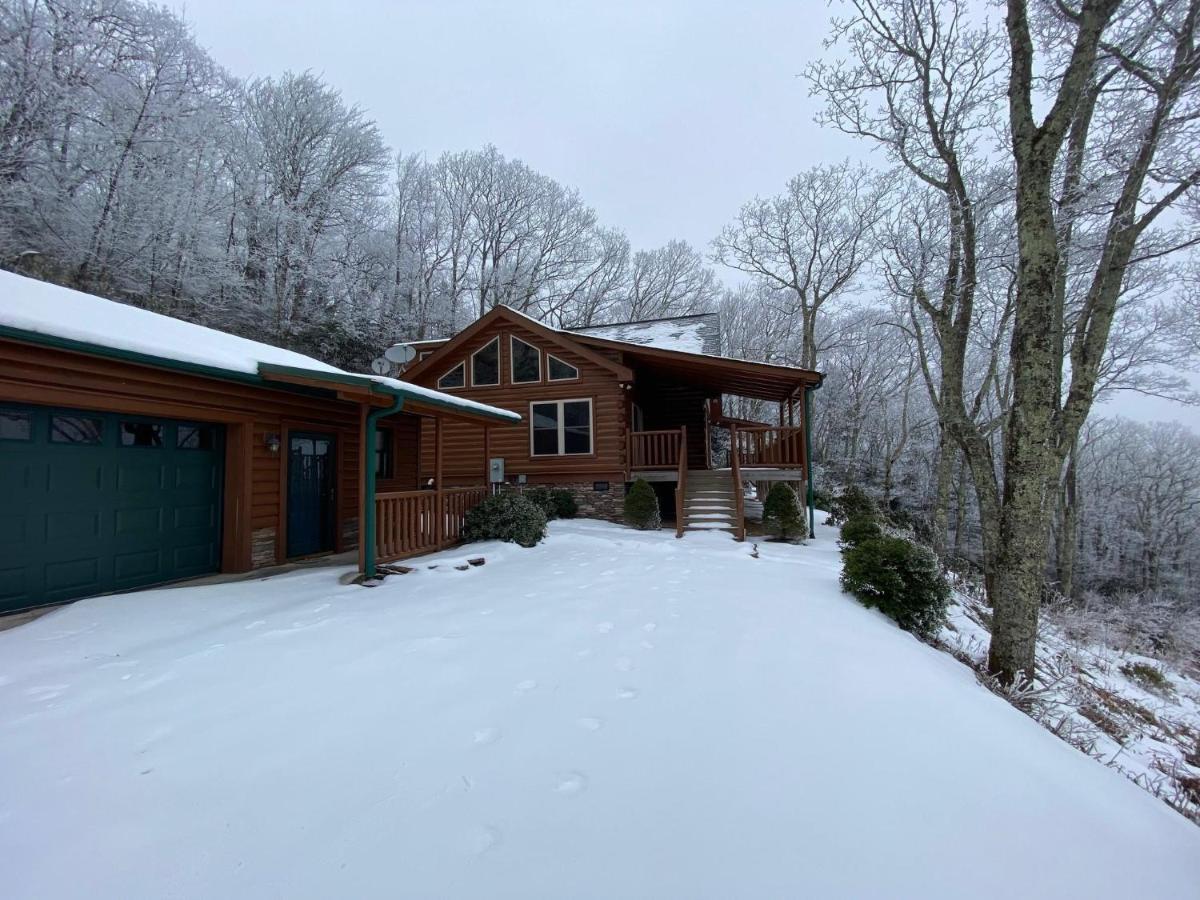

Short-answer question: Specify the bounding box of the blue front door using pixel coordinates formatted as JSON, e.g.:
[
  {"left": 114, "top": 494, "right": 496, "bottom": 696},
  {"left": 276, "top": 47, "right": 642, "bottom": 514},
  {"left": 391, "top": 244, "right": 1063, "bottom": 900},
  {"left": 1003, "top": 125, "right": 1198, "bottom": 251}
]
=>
[{"left": 286, "top": 432, "right": 336, "bottom": 558}]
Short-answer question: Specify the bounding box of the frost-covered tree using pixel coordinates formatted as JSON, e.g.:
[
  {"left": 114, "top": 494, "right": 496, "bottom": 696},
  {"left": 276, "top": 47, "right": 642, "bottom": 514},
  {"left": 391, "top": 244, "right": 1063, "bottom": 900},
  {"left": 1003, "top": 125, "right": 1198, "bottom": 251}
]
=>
[{"left": 713, "top": 161, "right": 888, "bottom": 369}]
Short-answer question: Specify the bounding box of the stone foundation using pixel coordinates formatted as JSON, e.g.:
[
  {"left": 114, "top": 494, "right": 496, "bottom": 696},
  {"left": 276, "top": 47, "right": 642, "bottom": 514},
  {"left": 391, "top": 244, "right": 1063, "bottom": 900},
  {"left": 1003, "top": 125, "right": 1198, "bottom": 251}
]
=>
[
  {"left": 507, "top": 481, "right": 627, "bottom": 523},
  {"left": 251, "top": 527, "right": 276, "bottom": 568}
]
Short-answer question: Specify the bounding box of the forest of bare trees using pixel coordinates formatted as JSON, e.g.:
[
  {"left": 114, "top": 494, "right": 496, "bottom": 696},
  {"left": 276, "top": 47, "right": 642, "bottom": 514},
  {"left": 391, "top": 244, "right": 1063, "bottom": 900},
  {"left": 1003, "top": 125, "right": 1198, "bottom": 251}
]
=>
[{"left": 2, "top": 0, "right": 1199, "bottom": 683}]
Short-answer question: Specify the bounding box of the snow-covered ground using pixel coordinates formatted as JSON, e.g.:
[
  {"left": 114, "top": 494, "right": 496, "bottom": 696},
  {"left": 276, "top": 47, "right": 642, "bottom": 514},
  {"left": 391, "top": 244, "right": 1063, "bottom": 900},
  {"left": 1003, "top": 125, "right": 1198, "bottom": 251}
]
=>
[
  {"left": 2, "top": 519, "right": 1198, "bottom": 899},
  {"left": 942, "top": 587, "right": 1200, "bottom": 824}
]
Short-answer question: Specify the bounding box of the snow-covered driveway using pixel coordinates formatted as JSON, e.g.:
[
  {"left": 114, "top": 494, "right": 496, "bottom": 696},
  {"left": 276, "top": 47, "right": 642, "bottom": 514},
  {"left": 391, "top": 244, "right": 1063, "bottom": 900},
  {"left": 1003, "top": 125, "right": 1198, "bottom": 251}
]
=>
[{"left": 2, "top": 520, "right": 1198, "bottom": 898}]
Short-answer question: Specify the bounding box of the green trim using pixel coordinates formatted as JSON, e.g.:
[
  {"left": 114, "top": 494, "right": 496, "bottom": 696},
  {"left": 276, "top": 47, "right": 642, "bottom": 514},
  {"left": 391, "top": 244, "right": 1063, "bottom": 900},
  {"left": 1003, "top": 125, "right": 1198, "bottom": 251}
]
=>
[
  {"left": 363, "top": 395, "right": 405, "bottom": 577},
  {"left": 1, "top": 324, "right": 272, "bottom": 387},
  {"left": 0, "top": 326, "right": 517, "bottom": 424},
  {"left": 257, "top": 363, "right": 520, "bottom": 424},
  {"left": 1, "top": 325, "right": 334, "bottom": 405}
]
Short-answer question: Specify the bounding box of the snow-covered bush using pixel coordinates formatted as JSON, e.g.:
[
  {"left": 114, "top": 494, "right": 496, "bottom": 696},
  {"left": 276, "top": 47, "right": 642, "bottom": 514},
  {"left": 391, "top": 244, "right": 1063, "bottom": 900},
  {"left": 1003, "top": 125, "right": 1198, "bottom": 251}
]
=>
[
  {"left": 624, "top": 479, "right": 661, "bottom": 530},
  {"left": 841, "top": 536, "right": 950, "bottom": 640},
  {"left": 839, "top": 516, "right": 882, "bottom": 547},
  {"left": 522, "top": 487, "right": 577, "bottom": 520},
  {"left": 548, "top": 488, "right": 578, "bottom": 519},
  {"left": 463, "top": 493, "right": 547, "bottom": 547},
  {"left": 762, "top": 483, "right": 806, "bottom": 541},
  {"left": 826, "top": 485, "right": 879, "bottom": 526}
]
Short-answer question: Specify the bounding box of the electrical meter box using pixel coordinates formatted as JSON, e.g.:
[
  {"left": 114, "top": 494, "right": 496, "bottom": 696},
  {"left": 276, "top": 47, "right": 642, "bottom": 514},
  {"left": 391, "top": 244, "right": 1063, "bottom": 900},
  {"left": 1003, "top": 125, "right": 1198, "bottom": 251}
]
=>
[{"left": 489, "top": 458, "right": 505, "bottom": 484}]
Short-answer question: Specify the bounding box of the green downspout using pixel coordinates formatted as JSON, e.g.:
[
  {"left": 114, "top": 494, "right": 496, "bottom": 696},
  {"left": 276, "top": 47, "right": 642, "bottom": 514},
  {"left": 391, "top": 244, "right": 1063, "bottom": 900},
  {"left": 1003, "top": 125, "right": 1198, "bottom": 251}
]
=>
[
  {"left": 363, "top": 394, "right": 405, "bottom": 578},
  {"left": 803, "top": 382, "right": 821, "bottom": 539}
]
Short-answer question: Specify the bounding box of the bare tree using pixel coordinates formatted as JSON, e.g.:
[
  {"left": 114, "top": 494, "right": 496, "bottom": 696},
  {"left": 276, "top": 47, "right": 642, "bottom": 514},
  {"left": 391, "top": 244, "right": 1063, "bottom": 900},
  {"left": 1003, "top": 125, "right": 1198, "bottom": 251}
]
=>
[{"left": 712, "top": 161, "right": 888, "bottom": 369}]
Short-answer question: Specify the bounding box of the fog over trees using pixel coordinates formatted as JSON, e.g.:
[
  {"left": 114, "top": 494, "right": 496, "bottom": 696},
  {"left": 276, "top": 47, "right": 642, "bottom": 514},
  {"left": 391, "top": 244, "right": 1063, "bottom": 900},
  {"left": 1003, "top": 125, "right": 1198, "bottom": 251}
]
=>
[{"left": 2, "top": 0, "right": 1199, "bottom": 682}]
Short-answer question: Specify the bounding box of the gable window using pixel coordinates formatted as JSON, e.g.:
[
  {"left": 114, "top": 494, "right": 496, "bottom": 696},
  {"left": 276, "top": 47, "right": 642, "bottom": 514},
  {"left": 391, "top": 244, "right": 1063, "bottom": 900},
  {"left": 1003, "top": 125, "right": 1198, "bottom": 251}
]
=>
[
  {"left": 510, "top": 335, "right": 541, "bottom": 384},
  {"left": 471, "top": 338, "right": 500, "bottom": 386},
  {"left": 547, "top": 354, "right": 579, "bottom": 381},
  {"left": 375, "top": 429, "right": 393, "bottom": 478},
  {"left": 530, "top": 399, "right": 592, "bottom": 456},
  {"left": 438, "top": 362, "right": 465, "bottom": 390}
]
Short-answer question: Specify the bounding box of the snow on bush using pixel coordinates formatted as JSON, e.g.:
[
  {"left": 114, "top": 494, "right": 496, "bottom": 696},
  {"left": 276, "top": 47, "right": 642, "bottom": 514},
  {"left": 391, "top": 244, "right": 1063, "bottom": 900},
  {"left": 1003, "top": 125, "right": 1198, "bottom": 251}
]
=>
[
  {"left": 825, "top": 484, "right": 879, "bottom": 526},
  {"left": 623, "top": 478, "right": 661, "bottom": 530},
  {"left": 762, "top": 483, "right": 805, "bottom": 541},
  {"left": 523, "top": 486, "right": 578, "bottom": 521},
  {"left": 462, "top": 493, "right": 546, "bottom": 547},
  {"left": 839, "top": 515, "right": 883, "bottom": 547},
  {"left": 840, "top": 536, "right": 951, "bottom": 640}
]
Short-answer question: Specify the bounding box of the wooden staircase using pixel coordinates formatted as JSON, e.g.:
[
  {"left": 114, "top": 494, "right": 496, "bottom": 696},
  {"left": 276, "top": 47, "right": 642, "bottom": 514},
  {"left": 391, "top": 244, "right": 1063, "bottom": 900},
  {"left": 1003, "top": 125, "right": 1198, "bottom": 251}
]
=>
[{"left": 679, "top": 469, "right": 743, "bottom": 538}]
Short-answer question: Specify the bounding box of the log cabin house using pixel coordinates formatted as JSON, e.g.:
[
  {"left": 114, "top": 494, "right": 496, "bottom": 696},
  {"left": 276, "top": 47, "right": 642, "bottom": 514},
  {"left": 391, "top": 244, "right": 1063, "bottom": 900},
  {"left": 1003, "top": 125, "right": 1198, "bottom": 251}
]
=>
[
  {"left": 394, "top": 305, "right": 824, "bottom": 540},
  {"left": 0, "top": 272, "right": 517, "bottom": 615}
]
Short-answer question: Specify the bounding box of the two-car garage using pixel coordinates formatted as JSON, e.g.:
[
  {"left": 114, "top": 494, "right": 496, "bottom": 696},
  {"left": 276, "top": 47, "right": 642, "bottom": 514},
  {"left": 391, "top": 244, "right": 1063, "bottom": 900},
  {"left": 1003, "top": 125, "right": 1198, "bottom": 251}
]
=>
[{"left": 0, "top": 404, "right": 224, "bottom": 614}]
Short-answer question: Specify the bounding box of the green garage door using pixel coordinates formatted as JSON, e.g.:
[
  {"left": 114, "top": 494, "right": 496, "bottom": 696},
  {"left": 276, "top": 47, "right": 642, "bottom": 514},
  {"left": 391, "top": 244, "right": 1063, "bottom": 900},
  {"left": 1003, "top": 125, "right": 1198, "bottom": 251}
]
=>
[{"left": 0, "top": 404, "right": 223, "bottom": 614}]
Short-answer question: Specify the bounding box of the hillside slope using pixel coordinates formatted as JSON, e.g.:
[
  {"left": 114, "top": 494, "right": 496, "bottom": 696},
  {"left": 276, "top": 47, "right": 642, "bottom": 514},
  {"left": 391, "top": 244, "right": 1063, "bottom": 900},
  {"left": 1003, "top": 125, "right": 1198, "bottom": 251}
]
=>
[{"left": 1, "top": 519, "right": 1198, "bottom": 898}]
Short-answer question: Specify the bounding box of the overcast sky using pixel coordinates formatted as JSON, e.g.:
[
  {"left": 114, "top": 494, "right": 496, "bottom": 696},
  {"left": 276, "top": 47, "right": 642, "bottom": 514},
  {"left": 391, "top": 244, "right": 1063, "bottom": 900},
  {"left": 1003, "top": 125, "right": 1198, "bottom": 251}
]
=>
[{"left": 180, "top": 0, "right": 1197, "bottom": 429}]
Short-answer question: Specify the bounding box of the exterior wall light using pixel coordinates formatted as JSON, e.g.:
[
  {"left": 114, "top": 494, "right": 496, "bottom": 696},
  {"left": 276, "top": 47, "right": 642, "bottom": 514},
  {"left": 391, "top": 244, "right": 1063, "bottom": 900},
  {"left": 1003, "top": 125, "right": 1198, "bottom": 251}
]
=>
[{"left": 266, "top": 432, "right": 281, "bottom": 453}]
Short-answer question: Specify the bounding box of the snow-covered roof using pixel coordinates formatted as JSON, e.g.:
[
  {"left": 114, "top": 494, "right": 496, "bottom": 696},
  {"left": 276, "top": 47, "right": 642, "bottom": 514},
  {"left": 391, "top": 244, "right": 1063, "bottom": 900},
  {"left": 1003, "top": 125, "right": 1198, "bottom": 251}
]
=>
[
  {"left": 0, "top": 270, "right": 518, "bottom": 423},
  {"left": 569, "top": 313, "right": 721, "bottom": 355}
]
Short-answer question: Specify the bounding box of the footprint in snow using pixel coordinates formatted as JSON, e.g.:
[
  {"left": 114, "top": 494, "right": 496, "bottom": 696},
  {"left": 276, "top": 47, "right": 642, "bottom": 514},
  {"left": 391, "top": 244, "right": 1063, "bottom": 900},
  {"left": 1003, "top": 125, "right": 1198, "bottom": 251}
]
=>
[
  {"left": 466, "top": 825, "right": 502, "bottom": 855},
  {"left": 643, "top": 623, "right": 657, "bottom": 633},
  {"left": 595, "top": 622, "right": 614, "bottom": 634},
  {"left": 641, "top": 640, "right": 655, "bottom": 650},
  {"left": 245, "top": 620, "right": 267, "bottom": 630},
  {"left": 473, "top": 727, "right": 501, "bottom": 746},
  {"left": 514, "top": 679, "right": 538, "bottom": 694},
  {"left": 576, "top": 717, "right": 604, "bottom": 732},
  {"left": 555, "top": 771, "right": 589, "bottom": 795},
  {"left": 615, "top": 657, "right": 634, "bottom": 672},
  {"left": 617, "top": 686, "right": 640, "bottom": 700}
]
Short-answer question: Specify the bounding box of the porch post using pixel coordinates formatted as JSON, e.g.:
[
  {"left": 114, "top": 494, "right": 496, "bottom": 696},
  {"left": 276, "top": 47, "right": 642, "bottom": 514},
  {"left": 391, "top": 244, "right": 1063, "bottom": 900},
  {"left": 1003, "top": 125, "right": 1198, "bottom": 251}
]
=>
[
  {"left": 363, "top": 394, "right": 404, "bottom": 576},
  {"left": 803, "top": 384, "right": 817, "bottom": 539},
  {"left": 434, "top": 416, "right": 444, "bottom": 547},
  {"left": 357, "top": 403, "right": 368, "bottom": 574}
]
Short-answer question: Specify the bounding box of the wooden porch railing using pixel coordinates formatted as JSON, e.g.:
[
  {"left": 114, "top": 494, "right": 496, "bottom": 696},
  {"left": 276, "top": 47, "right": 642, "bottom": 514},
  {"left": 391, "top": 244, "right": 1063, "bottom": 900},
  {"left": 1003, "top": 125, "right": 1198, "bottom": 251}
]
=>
[
  {"left": 375, "top": 485, "right": 489, "bottom": 563},
  {"left": 628, "top": 429, "right": 683, "bottom": 470},
  {"left": 732, "top": 426, "right": 805, "bottom": 469}
]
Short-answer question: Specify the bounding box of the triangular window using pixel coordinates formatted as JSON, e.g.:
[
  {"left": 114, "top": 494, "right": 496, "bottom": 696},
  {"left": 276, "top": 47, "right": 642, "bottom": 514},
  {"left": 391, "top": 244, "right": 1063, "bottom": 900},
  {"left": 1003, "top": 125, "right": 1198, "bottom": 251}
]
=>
[
  {"left": 437, "top": 362, "right": 465, "bottom": 390},
  {"left": 511, "top": 335, "right": 541, "bottom": 383},
  {"left": 547, "top": 354, "right": 579, "bottom": 381},
  {"left": 471, "top": 338, "right": 500, "bottom": 386}
]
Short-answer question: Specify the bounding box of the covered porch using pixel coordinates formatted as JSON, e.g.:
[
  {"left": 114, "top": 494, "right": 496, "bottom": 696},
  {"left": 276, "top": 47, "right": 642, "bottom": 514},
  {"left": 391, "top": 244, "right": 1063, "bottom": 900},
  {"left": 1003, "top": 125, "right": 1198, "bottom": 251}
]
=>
[
  {"left": 258, "top": 364, "right": 520, "bottom": 575},
  {"left": 608, "top": 346, "right": 822, "bottom": 541}
]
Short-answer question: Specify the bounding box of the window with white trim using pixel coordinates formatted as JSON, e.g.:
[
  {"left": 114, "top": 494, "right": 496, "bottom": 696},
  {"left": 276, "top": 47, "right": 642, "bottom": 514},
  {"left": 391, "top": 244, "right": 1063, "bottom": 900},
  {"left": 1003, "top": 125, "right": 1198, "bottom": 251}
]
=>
[
  {"left": 531, "top": 399, "right": 592, "bottom": 456},
  {"left": 438, "top": 362, "right": 465, "bottom": 389},
  {"left": 510, "top": 335, "right": 541, "bottom": 383},
  {"left": 472, "top": 338, "right": 500, "bottom": 386},
  {"left": 547, "top": 354, "right": 579, "bottom": 381}
]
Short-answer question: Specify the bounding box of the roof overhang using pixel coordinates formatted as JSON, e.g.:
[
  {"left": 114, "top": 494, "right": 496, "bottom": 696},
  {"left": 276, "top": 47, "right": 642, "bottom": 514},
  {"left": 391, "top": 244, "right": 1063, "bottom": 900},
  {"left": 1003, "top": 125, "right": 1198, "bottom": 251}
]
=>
[
  {"left": 0, "top": 318, "right": 519, "bottom": 426},
  {"left": 257, "top": 364, "right": 521, "bottom": 426},
  {"left": 570, "top": 334, "right": 823, "bottom": 402}
]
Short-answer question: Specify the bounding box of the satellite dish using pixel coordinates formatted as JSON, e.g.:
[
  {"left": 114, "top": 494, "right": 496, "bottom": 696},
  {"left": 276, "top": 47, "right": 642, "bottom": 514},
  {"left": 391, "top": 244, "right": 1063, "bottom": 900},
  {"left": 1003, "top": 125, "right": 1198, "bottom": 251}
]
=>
[
  {"left": 370, "top": 357, "right": 392, "bottom": 376},
  {"left": 384, "top": 343, "right": 418, "bottom": 364}
]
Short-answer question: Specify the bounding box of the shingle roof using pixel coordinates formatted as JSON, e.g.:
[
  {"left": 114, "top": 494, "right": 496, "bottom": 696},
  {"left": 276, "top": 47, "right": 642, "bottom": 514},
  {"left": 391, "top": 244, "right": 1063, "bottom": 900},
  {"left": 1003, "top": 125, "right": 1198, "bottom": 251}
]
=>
[{"left": 568, "top": 312, "right": 721, "bottom": 355}]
